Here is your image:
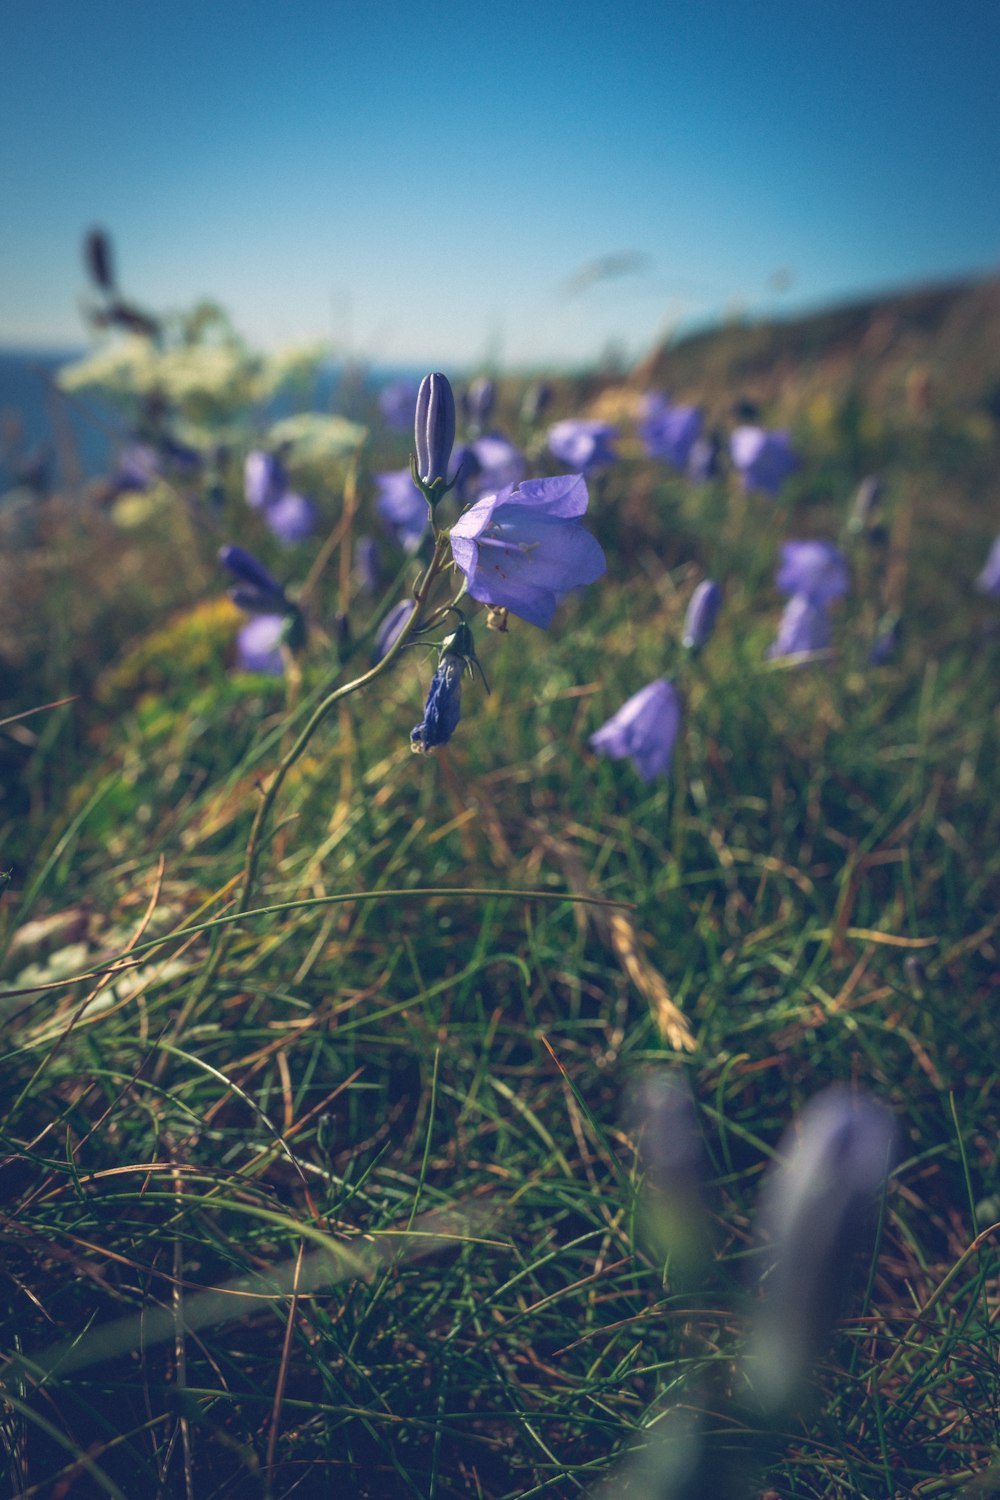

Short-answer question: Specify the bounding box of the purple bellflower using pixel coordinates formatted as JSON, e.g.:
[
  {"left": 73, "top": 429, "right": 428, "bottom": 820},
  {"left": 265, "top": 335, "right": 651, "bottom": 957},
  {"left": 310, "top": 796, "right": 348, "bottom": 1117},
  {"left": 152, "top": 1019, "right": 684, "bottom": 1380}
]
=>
[
  {"left": 245, "top": 450, "right": 287, "bottom": 511},
  {"left": 776, "top": 541, "right": 849, "bottom": 604},
  {"left": 767, "top": 594, "right": 831, "bottom": 660},
  {"left": 236, "top": 614, "right": 286, "bottom": 676},
  {"left": 639, "top": 394, "right": 702, "bottom": 471},
  {"left": 747, "top": 1085, "right": 896, "bottom": 1416},
  {"left": 449, "top": 474, "right": 606, "bottom": 629},
  {"left": 589, "top": 678, "right": 682, "bottom": 783},
  {"left": 451, "top": 434, "right": 527, "bottom": 503},
  {"left": 375, "top": 469, "right": 429, "bottom": 553},
  {"left": 415, "top": 371, "right": 457, "bottom": 490},
  {"left": 464, "top": 376, "right": 496, "bottom": 431},
  {"left": 682, "top": 579, "right": 722, "bottom": 651},
  {"left": 265, "top": 491, "right": 317, "bottom": 546},
  {"left": 975, "top": 534, "right": 1000, "bottom": 596},
  {"left": 730, "top": 426, "right": 797, "bottom": 496},
  {"left": 546, "top": 418, "right": 618, "bottom": 473},
  {"left": 378, "top": 378, "right": 420, "bottom": 431}
]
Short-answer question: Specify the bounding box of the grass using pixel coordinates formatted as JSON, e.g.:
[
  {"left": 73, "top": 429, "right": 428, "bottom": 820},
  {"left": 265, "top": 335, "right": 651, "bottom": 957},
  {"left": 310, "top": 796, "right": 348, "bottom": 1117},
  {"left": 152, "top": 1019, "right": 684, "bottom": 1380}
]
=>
[{"left": 0, "top": 356, "right": 998, "bottom": 1498}]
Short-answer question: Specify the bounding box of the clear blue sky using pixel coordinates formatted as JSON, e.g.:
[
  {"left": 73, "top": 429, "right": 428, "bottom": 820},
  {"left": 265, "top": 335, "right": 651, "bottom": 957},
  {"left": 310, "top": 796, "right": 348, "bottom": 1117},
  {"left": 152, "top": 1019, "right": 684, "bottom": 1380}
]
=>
[{"left": 2, "top": 0, "right": 998, "bottom": 368}]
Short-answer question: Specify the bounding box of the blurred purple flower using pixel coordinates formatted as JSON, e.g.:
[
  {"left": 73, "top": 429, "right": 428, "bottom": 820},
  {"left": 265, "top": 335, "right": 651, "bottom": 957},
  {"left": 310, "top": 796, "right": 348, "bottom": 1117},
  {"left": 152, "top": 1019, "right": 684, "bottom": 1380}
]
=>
[
  {"left": 371, "top": 599, "right": 413, "bottom": 664},
  {"left": 449, "top": 474, "right": 606, "bottom": 629},
  {"left": 748, "top": 1086, "right": 896, "bottom": 1415},
  {"left": 730, "top": 426, "right": 797, "bottom": 496},
  {"left": 111, "top": 443, "right": 160, "bottom": 494},
  {"left": 547, "top": 418, "right": 618, "bottom": 473},
  {"left": 236, "top": 614, "right": 286, "bottom": 676},
  {"left": 776, "top": 541, "right": 849, "bottom": 604},
  {"left": 452, "top": 434, "right": 527, "bottom": 503},
  {"left": 265, "top": 491, "right": 317, "bottom": 546},
  {"left": 375, "top": 469, "right": 428, "bottom": 553},
  {"left": 639, "top": 394, "right": 702, "bottom": 471},
  {"left": 245, "top": 450, "right": 287, "bottom": 511},
  {"left": 767, "top": 594, "right": 831, "bottom": 660},
  {"left": 464, "top": 376, "right": 496, "bottom": 430},
  {"left": 975, "top": 535, "right": 1000, "bottom": 596},
  {"left": 378, "top": 378, "right": 419, "bottom": 431},
  {"left": 410, "top": 652, "right": 465, "bottom": 753},
  {"left": 589, "top": 678, "right": 681, "bottom": 783},
  {"left": 682, "top": 579, "right": 722, "bottom": 650},
  {"left": 219, "top": 544, "right": 288, "bottom": 614}
]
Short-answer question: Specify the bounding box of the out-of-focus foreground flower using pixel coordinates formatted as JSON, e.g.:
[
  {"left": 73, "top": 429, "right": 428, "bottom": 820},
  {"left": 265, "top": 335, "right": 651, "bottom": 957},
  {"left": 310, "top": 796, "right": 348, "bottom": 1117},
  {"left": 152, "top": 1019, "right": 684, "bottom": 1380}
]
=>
[
  {"left": 746, "top": 1085, "right": 896, "bottom": 1417},
  {"left": 589, "top": 678, "right": 681, "bottom": 783},
  {"left": 449, "top": 474, "right": 606, "bottom": 629}
]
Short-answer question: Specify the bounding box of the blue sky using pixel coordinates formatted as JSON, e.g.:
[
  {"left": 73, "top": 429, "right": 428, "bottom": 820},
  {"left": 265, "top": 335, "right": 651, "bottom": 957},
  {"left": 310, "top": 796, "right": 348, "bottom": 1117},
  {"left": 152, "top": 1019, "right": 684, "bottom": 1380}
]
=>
[{"left": 2, "top": 0, "right": 998, "bottom": 368}]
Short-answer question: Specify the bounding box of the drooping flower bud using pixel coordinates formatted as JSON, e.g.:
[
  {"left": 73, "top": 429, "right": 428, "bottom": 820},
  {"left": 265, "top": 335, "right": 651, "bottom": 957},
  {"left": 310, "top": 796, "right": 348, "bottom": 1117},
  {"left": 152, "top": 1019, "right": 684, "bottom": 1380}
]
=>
[
  {"left": 414, "top": 372, "right": 456, "bottom": 491},
  {"left": 682, "top": 579, "right": 722, "bottom": 651}
]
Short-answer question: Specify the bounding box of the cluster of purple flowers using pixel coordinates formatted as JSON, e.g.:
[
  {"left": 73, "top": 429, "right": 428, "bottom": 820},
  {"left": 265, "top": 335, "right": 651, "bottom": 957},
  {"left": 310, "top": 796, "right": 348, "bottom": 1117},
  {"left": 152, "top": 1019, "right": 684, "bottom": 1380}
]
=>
[{"left": 245, "top": 450, "right": 317, "bottom": 546}]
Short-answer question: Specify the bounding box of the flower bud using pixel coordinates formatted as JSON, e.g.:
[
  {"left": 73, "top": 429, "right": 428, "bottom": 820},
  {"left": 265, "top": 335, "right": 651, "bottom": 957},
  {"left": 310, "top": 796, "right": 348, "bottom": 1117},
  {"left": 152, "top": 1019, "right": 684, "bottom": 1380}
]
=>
[
  {"left": 682, "top": 579, "right": 722, "bottom": 651},
  {"left": 414, "top": 372, "right": 456, "bottom": 489}
]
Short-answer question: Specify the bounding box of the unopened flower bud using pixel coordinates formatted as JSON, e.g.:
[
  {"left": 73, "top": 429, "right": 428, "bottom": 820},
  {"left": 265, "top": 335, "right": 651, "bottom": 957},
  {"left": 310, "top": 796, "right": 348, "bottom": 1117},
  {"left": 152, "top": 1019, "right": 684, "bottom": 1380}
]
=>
[
  {"left": 682, "top": 579, "right": 722, "bottom": 651},
  {"left": 414, "top": 372, "right": 456, "bottom": 490}
]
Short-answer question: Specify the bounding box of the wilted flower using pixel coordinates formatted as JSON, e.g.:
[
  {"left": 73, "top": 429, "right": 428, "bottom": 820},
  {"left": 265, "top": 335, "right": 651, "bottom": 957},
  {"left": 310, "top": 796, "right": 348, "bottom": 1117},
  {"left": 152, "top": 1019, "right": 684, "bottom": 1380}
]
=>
[
  {"left": 410, "top": 648, "right": 466, "bottom": 752},
  {"left": 775, "top": 541, "right": 849, "bottom": 604},
  {"left": 265, "top": 491, "right": 317, "bottom": 546},
  {"left": 589, "top": 678, "right": 681, "bottom": 783},
  {"left": 219, "top": 544, "right": 288, "bottom": 614},
  {"left": 639, "top": 394, "right": 702, "bottom": 471},
  {"left": 449, "top": 474, "right": 606, "bottom": 629},
  {"left": 747, "top": 1086, "right": 896, "bottom": 1416},
  {"left": 730, "top": 426, "right": 797, "bottom": 496},
  {"left": 236, "top": 614, "right": 286, "bottom": 676},
  {"left": 682, "top": 579, "right": 722, "bottom": 651},
  {"left": 375, "top": 469, "right": 428, "bottom": 553},
  {"left": 371, "top": 599, "right": 413, "bottom": 664},
  {"left": 245, "top": 450, "right": 287, "bottom": 511},
  {"left": 414, "top": 371, "right": 457, "bottom": 489},
  {"left": 547, "top": 418, "right": 618, "bottom": 473},
  {"left": 767, "top": 594, "right": 831, "bottom": 660},
  {"left": 975, "top": 535, "right": 1000, "bottom": 596},
  {"left": 377, "top": 378, "right": 419, "bottom": 431}
]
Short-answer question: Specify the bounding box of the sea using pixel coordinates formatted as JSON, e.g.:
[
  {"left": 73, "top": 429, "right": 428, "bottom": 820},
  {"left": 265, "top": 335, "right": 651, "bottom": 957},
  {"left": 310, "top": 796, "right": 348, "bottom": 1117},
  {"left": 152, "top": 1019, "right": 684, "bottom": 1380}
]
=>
[{"left": 0, "top": 348, "right": 429, "bottom": 491}]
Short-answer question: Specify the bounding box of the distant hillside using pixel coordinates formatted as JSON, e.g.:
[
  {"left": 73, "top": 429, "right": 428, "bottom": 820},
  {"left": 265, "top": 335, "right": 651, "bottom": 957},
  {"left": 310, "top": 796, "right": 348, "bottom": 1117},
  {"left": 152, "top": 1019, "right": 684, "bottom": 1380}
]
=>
[{"left": 631, "top": 276, "right": 1000, "bottom": 428}]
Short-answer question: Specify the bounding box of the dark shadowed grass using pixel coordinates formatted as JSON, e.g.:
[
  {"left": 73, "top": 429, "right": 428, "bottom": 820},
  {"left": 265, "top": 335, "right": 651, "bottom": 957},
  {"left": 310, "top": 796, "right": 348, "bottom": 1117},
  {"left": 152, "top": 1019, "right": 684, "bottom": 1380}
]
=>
[{"left": 0, "top": 389, "right": 999, "bottom": 1497}]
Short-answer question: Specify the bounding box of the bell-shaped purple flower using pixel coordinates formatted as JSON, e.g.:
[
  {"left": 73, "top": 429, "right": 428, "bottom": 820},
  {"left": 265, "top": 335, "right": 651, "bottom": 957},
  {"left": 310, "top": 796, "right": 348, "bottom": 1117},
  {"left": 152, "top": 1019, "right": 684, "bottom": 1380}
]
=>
[
  {"left": 378, "top": 378, "right": 419, "bottom": 432},
  {"left": 589, "top": 678, "right": 681, "bottom": 783},
  {"left": 682, "top": 579, "right": 722, "bottom": 651},
  {"left": 245, "top": 450, "right": 287, "bottom": 511},
  {"left": 747, "top": 1086, "right": 896, "bottom": 1415},
  {"left": 414, "top": 372, "right": 456, "bottom": 489},
  {"left": 975, "top": 535, "right": 1000, "bottom": 596},
  {"left": 776, "top": 541, "right": 849, "bottom": 604},
  {"left": 410, "top": 652, "right": 464, "bottom": 753},
  {"left": 767, "top": 594, "right": 831, "bottom": 660},
  {"left": 236, "top": 614, "right": 286, "bottom": 676},
  {"left": 546, "top": 419, "right": 618, "bottom": 473},
  {"left": 449, "top": 474, "right": 606, "bottom": 629},
  {"left": 375, "top": 469, "right": 429, "bottom": 553},
  {"left": 639, "top": 394, "right": 702, "bottom": 471},
  {"left": 265, "top": 491, "right": 317, "bottom": 546},
  {"left": 730, "top": 426, "right": 797, "bottom": 496}
]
